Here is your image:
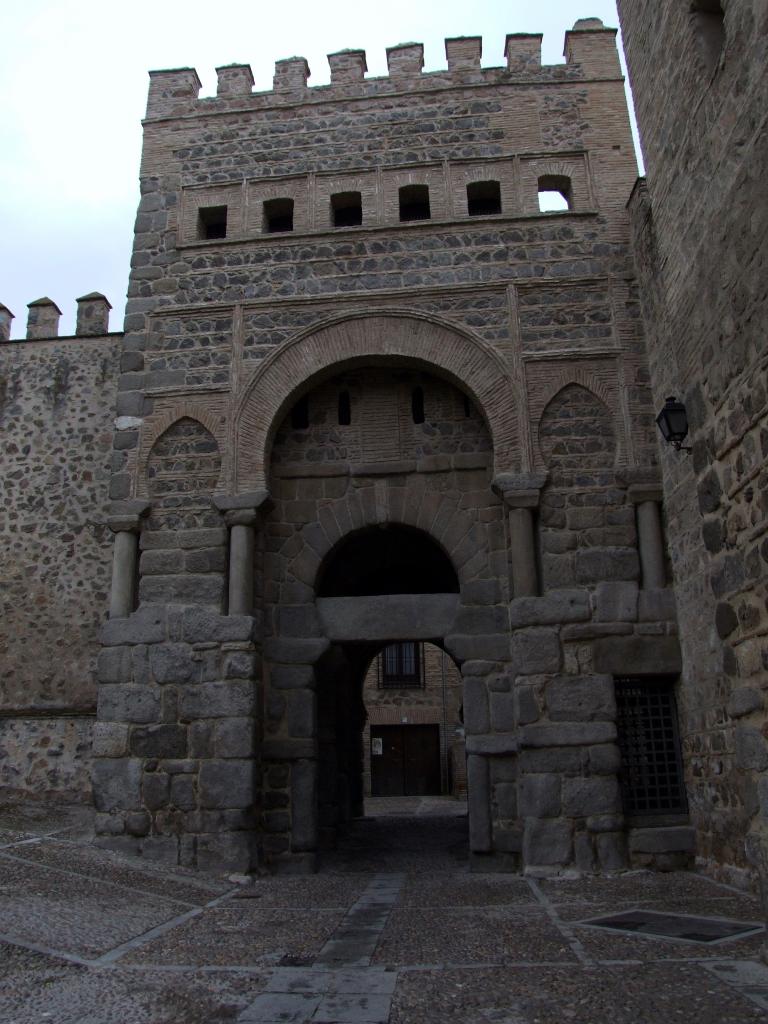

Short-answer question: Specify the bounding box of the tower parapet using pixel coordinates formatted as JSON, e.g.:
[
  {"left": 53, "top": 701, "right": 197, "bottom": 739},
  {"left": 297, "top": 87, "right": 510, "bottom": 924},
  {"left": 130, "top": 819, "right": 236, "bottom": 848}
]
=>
[
  {"left": 0, "top": 304, "right": 14, "bottom": 342},
  {"left": 26, "top": 297, "right": 61, "bottom": 340},
  {"left": 76, "top": 292, "right": 112, "bottom": 336},
  {"left": 216, "top": 63, "right": 255, "bottom": 97}
]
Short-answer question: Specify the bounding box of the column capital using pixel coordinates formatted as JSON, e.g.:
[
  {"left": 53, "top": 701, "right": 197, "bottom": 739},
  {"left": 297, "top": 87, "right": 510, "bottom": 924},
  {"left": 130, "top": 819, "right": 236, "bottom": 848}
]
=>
[
  {"left": 107, "top": 499, "right": 151, "bottom": 533},
  {"left": 213, "top": 489, "right": 272, "bottom": 515},
  {"left": 616, "top": 468, "right": 663, "bottom": 504},
  {"left": 492, "top": 472, "right": 548, "bottom": 509}
]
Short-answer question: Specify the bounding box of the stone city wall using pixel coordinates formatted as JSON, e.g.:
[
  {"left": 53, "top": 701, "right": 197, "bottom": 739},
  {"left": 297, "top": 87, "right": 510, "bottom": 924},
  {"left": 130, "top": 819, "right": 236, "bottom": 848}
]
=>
[
  {"left": 0, "top": 312, "right": 121, "bottom": 799},
  {"left": 620, "top": 0, "right": 768, "bottom": 883}
]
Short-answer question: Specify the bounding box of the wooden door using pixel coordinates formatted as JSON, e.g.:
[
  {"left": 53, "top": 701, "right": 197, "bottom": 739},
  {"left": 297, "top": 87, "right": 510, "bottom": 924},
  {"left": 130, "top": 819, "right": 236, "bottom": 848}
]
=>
[{"left": 371, "top": 725, "right": 441, "bottom": 796}]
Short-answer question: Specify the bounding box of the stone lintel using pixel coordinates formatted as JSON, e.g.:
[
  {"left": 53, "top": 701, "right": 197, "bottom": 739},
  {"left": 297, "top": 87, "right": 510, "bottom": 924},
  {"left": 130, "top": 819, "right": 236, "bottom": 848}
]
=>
[
  {"left": 262, "top": 738, "right": 318, "bottom": 760},
  {"left": 317, "top": 593, "right": 460, "bottom": 643},
  {"left": 492, "top": 472, "right": 548, "bottom": 508},
  {"left": 465, "top": 733, "right": 518, "bottom": 755}
]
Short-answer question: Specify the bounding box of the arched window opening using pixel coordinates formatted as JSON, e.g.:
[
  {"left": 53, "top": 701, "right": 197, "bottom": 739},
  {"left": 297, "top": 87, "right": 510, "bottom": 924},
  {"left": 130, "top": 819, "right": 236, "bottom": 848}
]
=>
[
  {"left": 467, "top": 180, "right": 502, "bottom": 217},
  {"left": 538, "top": 175, "right": 572, "bottom": 213},
  {"left": 399, "top": 184, "right": 431, "bottom": 222},
  {"left": 411, "top": 386, "right": 425, "bottom": 424},
  {"left": 317, "top": 525, "right": 459, "bottom": 597},
  {"left": 691, "top": 0, "right": 725, "bottom": 76},
  {"left": 331, "top": 191, "right": 363, "bottom": 227},
  {"left": 290, "top": 395, "right": 309, "bottom": 430},
  {"left": 338, "top": 390, "right": 351, "bottom": 426}
]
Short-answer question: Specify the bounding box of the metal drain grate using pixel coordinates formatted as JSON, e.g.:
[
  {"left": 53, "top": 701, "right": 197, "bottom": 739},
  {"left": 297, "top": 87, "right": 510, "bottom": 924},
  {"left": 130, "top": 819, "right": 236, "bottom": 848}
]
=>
[{"left": 578, "top": 909, "right": 764, "bottom": 945}]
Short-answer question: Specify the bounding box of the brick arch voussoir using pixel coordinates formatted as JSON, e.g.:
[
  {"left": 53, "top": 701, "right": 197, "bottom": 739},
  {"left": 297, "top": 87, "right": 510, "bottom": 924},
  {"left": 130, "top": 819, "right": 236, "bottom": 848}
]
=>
[
  {"left": 284, "top": 495, "right": 478, "bottom": 595},
  {"left": 532, "top": 370, "right": 626, "bottom": 471},
  {"left": 136, "top": 403, "right": 227, "bottom": 498},
  {"left": 235, "top": 310, "right": 519, "bottom": 492}
]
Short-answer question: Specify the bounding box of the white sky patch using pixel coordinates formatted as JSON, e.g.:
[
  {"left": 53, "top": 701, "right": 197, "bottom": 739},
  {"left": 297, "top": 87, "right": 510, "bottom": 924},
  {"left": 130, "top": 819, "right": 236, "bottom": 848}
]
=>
[{"left": 0, "top": 0, "right": 642, "bottom": 337}]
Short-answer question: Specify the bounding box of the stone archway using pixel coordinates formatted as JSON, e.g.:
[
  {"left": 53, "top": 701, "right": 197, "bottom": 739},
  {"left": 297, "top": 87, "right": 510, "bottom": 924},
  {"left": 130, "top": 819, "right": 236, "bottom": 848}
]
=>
[{"left": 235, "top": 310, "right": 521, "bottom": 491}]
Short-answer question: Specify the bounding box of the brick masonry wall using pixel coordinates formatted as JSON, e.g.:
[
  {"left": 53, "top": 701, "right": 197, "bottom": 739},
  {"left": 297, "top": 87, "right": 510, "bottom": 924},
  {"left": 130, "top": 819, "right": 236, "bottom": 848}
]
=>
[
  {"left": 0, "top": 334, "right": 121, "bottom": 798},
  {"left": 619, "top": 0, "right": 768, "bottom": 880}
]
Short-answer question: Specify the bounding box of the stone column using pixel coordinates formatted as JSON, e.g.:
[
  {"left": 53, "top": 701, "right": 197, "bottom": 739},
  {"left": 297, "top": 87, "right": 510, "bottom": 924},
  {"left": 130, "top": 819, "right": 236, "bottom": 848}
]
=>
[
  {"left": 492, "top": 473, "right": 547, "bottom": 598},
  {"left": 214, "top": 490, "right": 272, "bottom": 616},
  {"left": 107, "top": 501, "right": 151, "bottom": 618},
  {"left": 628, "top": 482, "right": 666, "bottom": 588}
]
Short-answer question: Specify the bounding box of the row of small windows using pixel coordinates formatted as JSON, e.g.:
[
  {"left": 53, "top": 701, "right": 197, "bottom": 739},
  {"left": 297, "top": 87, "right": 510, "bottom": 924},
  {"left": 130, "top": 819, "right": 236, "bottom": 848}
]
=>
[
  {"left": 289, "top": 387, "right": 472, "bottom": 430},
  {"left": 197, "top": 176, "right": 573, "bottom": 240}
]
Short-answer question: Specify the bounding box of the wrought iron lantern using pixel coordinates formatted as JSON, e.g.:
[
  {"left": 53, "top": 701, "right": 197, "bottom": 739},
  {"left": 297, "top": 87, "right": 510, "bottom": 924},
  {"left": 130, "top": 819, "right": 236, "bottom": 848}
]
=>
[{"left": 656, "top": 396, "right": 691, "bottom": 452}]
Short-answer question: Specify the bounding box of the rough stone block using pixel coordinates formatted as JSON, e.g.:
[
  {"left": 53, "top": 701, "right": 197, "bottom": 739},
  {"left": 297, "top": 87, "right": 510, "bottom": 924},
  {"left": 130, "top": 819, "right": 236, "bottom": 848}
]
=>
[
  {"left": 130, "top": 724, "right": 187, "bottom": 759},
  {"left": 142, "top": 771, "right": 170, "bottom": 810},
  {"left": 287, "top": 690, "right": 316, "bottom": 738},
  {"left": 98, "top": 685, "right": 160, "bottom": 724},
  {"left": 514, "top": 685, "right": 540, "bottom": 725},
  {"left": 92, "top": 758, "right": 142, "bottom": 812},
  {"left": 638, "top": 589, "right": 677, "bottom": 622},
  {"left": 140, "top": 549, "right": 184, "bottom": 575},
  {"left": 197, "top": 832, "right": 254, "bottom": 873},
  {"left": 520, "top": 722, "right": 616, "bottom": 747},
  {"left": 199, "top": 760, "right": 254, "bottom": 808},
  {"left": 270, "top": 664, "right": 316, "bottom": 690},
  {"left": 628, "top": 826, "right": 696, "bottom": 854},
  {"left": 494, "top": 781, "right": 518, "bottom": 818},
  {"left": 182, "top": 607, "right": 254, "bottom": 643},
  {"left": 588, "top": 743, "right": 622, "bottom": 775},
  {"left": 574, "top": 832, "right": 596, "bottom": 872},
  {"left": 180, "top": 681, "right": 255, "bottom": 721},
  {"left": 467, "top": 755, "right": 492, "bottom": 853},
  {"left": 575, "top": 548, "right": 639, "bottom": 584},
  {"left": 596, "top": 832, "right": 627, "bottom": 870},
  {"left": 509, "top": 590, "right": 590, "bottom": 628},
  {"left": 262, "top": 638, "right": 330, "bottom": 664},
  {"left": 170, "top": 774, "right": 196, "bottom": 810},
  {"left": 91, "top": 722, "right": 129, "bottom": 758},
  {"left": 519, "top": 774, "right": 561, "bottom": 817},
  {"left": 149, "top": 643, "right": 198, "bottom": 684},
  {"left": 593, "top": 635, "right": 682, "bottom": 675},
  {"left": 213, "top": 718, "right": 256, "bottom": 758},
  {"left": 489, "top": 691, "right": 516, "bottom": 732},
  {"left": 291, "top": 759, "right": 318, "bottom": 852},
  {"left": 464, "top": 677, "right": 490, "bottom": 734},
  {"left": 465, "top": 733, "right": 518, "bottom": 755},
  {"left": 140, "top": 837, "right": 180, "bottom": 865},
  {"left": 510, "top": 628, "right": 561, "bottom": 674},
  {"left": 453, "top": 605, "right": 510, "bottom": 635},
  {"left": 224, "top": 652, "right": 257, "bottom": 680},
  {"left": 125, "top": 811, "right": 151, "bottom": 837},
  {"left": 101, "top": 606, "right": 167, "bottom": 646},
  {"left": 562, "top": 776, "right": 621, "bottom": 817},
  {"left": 523, "top": 819, "right": 572, "bottom": 866},
  {"left": 594, "top": 582, "right": 638, "bottom": 622},
  {"left": 97, "top": 647, "right": 133, "bottom": 685},
  {"left": 727, "top": 688, "right": 763, "bottom": 719},
  {"left": 546, "top": 674, "right": 616, "bottom": 722},
  {"left": 734, "top": 725, "right": 768, "bottom": 771},
  {"left": 139, "top": 575, "right": 224, "bottom": 606},
  {"left": 519, "top": 747, "right": 584, "bottom": 774},
  {"left": 445, "top": 634, "right": 511, "bottom": 662}
]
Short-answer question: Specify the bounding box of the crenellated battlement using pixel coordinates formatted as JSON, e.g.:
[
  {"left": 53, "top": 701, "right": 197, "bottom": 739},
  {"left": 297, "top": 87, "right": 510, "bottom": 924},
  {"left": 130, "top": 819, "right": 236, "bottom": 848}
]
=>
[
  {"left": 145, "top": 18, "right": 621, "bottom": 119},
  {"left": 0, "top": 293, "right": 113, "bottom": 342}
]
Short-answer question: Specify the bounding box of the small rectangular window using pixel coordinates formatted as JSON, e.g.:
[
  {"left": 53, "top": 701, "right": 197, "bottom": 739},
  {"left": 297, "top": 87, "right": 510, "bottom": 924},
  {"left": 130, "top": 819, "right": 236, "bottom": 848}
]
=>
[
  {"left": 331, "top": 191, "right": 363, "bottom": 227},
  {"left": 615, "top": 677, "right": 688, "bottom": 817},
  {"left": 399, "top": 184, "right": 431, "bottom": 222},
  {"left": 198, "top": 205, "right": 228, "bottom": 240},
  {"left": 467, "top": 180, "right": 502, "bottom": 217},
  {"left": 264, "top": 197, "right": 294, "bottom": 233},
  {"left": 380, "top": 642, "right": 423, "bottom": 688}
]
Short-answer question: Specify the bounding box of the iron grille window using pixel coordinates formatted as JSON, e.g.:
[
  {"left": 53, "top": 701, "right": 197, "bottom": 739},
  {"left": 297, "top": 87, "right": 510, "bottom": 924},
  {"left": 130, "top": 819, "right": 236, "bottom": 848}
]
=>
[
  {"left": 615, "top": 677, "right": 688, "bottom": 816},
  {"left": 379, "top": 642, "right": 423, "bottom": 688}
]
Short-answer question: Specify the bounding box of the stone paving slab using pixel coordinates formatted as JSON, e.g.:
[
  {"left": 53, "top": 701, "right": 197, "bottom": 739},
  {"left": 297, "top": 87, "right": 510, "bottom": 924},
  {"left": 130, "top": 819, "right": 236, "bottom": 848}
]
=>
[
  {"left": 1, "top": 801, "right": 768, "bottom": 1022},
  {"left": 1, "top": 839, "right": 229, "bottom": 905},
  {"left": 0, "top": 858, "right": 188, "bottom": 959},
  {"left": 373, "top": 908, "right": 576, "bottom": 965},
  {"left": 388, "top": 963, "right": 768, "bottom": 1024},
  {"left": 121, "top": 907, "right": 346, "bottom": 966}
]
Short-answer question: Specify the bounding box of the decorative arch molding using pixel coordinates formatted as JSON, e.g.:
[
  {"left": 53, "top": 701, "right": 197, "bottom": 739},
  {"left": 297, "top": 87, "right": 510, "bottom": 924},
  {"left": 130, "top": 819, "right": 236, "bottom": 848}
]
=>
[
  {"left": 235, "top": 310, "right": 520, "bottom": 491},
  {"left": 283, "top": 490, "right": 491, "bottom": 596},
  {"left": 531, "top": 367, "right": 627, "bottom": 470},
  {"left": 135, "top": 401, "right": 229, "bottom": 497}
]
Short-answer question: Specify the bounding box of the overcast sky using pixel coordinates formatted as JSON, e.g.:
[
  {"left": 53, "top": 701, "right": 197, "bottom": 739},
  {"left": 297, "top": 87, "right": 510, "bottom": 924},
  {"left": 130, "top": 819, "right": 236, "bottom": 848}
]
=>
[{"left": 0, "top": 0, "right": 640, "bottom": 338}]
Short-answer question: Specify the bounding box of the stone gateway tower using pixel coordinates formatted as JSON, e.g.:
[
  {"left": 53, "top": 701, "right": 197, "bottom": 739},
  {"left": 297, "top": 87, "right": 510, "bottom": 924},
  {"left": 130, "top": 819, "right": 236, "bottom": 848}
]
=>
[{"left": 2, "top": 19, "right": 696, "bottom": 876}]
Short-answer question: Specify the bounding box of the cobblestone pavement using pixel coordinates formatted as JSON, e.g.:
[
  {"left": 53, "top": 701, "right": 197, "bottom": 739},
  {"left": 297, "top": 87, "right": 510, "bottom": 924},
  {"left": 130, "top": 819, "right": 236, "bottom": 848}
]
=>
[{"left": 1, "top": 798, "right": 768, "bottom": 1023}]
